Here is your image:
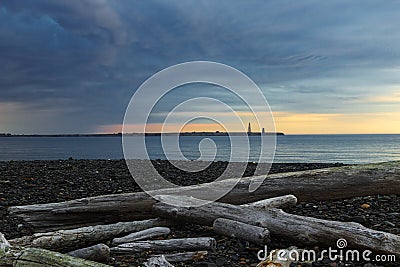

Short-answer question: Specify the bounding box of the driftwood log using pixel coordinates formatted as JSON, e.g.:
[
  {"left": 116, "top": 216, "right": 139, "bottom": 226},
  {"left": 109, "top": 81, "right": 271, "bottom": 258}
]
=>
[
  {"left": 240, "top": 194, "right": 297, "bottom": 210},
  {"left": 213, "top": 218, "right": 270, "bottom": 245},
  {"left": 112, "top": 227, "right": 171, "bottom": 245},
  {"left": 0, "top": 233, "right": 111, "bottom": 267},
  {"left": 9, "top": 161, "right": 400, "bottom": 231},
  {"left": 145, "top": 255, "right": 174, "bottom": 267},
  {"left": 153, "top": 195, "right": 400, "bottom": 256},
  {"left": 10, "top": 219, "right": 170, "bottom": 252},
  {"left": 150, "top": 251, "right": 208, "bottom": 262},
  {"left": 67, "top": 244, "right": 110, "bottom": 263},
  {"left": 8, "top": 248, "right": 112, "bottom": 267},
  {"left": 110, "top": 237, "right": 216, "bottom": 254}
]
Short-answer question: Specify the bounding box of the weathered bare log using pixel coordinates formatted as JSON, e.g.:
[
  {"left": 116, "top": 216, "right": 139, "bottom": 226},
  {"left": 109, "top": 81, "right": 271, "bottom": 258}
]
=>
[
  {"left": 13, "top": 248, "right": 112, "bottom": 267},
  {"left": 1, "top": 232, "right": 111, "bottom": 267},
  {"left": 153, "top": 195, "right": 400, "bottom": 256},
  {"left": 8, "top": 192, "right": 158, "bottom": 231},
  {"left": 67, "top": 244, "right": 110, "bottom": 262},
  {"left": 150, "top": 251, "right": 208, "bottom": 262},
  {"left": 213, "top": 218, "right": 270, "bottom": 245},
  {"left": 240, "top": 194, "right": 297, "bottom": 210},
  {"left": 110, "top": 237, "right": 216, "bottom": 254},
  {"left": 145, "top": 255, "right": 174, "bottom": 267},
  {"left": 9, "top": 161, "right": 400, "bottom": 231},
  {"left": 10, "top": 219, "right": 170, "bottom": 252},
  {"left": 112, "top": 227, "right": 171, "bottom": 245}
]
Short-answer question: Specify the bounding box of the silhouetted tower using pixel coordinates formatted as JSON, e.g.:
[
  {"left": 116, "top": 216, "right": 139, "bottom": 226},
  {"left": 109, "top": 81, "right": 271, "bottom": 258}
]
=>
[{"left": 247, "top": 122, "right": 252, "bottom": 133}]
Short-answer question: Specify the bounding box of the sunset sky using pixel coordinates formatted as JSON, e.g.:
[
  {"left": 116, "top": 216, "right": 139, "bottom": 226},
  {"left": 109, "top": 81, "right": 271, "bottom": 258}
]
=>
[{"left": 1, "top": 1, "right": 400, "bottom": 134}]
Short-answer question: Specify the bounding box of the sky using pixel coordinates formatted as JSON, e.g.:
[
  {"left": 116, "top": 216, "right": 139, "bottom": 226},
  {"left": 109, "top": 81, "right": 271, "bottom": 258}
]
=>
[{"left": 0, "top": 0, "right": 400, "bottom": 134}]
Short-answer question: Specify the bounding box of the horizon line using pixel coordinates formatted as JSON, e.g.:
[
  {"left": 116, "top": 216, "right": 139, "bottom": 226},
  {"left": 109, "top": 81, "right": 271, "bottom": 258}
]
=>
[{"left": 1, "top": 132, "right": 400, "bottom": 136}]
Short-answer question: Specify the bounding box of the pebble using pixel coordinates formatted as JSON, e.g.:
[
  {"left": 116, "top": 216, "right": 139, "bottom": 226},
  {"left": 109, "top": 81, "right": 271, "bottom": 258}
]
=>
[
  {"left": 194, "top": 262, "right": 217, "bottom": 267},
  {"left": 361, "top": 203, "right": 371, "bottom": 209},
  {"left": 215, "top": 258, "right": 226, "bottom": 266}
]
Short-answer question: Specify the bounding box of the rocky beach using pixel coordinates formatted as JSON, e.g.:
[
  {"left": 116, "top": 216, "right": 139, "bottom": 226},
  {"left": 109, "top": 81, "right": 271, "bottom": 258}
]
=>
[{"left": 0, "top": 159, "right": 398, "bottom": 267}]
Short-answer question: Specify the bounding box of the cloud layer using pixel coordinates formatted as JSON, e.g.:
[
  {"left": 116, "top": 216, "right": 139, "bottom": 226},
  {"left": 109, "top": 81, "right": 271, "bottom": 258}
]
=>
[{"left": 0, "top": 0, "right": 400, "bottom": 133}]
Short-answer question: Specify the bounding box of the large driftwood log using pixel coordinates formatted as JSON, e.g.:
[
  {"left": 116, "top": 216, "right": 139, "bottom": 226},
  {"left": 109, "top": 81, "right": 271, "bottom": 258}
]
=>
[
  {"left": 110, "top": 237, "right": 216, "bottom": 254},
  {"left": 150, "top": 251, "right": 208, "bottom": 262},
  {"left": 67, "top": 244, "right": 110, "bottom": 262},
  {"left": 10, "top": 219, "right": 170, "bottom": 252},
  {"left": 153, "top": 195, "right": 400, "bottom": 256},
  {"left": 1, "top": 232, "right": 111, "bottom": 267},
  {"left": 213, "top": 218, "right": 270, "bottom": 245},
  {"left": 9, "top": 161, "right": 400, "bottom": 231},
  {"left": 112, "top": 227, "right": 171, "bottom": 245}
]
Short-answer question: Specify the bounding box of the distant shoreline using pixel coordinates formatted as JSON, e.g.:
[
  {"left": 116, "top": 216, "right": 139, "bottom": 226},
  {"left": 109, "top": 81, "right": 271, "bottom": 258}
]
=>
[{"left": 0, "top": 132, "right": 285, "bottom": 137}]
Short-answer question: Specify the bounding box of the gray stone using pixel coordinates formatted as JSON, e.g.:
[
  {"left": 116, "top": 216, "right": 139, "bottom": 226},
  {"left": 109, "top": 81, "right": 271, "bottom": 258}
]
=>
[{"left": 351, "top": 215, "right": 367, "bottom": 224}]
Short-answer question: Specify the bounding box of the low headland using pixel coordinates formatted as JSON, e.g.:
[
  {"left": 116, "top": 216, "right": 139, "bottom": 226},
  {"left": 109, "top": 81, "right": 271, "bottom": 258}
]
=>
[{"left": 0, "top": 131, "right": 285, "bottom": 137}]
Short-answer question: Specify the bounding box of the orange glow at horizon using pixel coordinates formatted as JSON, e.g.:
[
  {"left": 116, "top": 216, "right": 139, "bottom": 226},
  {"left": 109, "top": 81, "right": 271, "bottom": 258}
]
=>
[
  {"left": 97, "top": 111, "right": 400, "bottom": 134},
  {"left": 273, "top": 111, "right": 400, "bottom": 134}
]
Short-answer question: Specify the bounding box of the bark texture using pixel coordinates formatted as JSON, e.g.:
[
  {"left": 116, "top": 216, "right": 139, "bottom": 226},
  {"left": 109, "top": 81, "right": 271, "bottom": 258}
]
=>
[{"left": 213, "top": 218, "right": 270, "bottom": 245}]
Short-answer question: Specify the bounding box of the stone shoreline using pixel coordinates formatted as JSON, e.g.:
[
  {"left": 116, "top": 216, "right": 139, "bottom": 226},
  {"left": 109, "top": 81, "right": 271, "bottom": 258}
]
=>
[{"left": 0, "top": 159, "right": 398, "bottom": 266}]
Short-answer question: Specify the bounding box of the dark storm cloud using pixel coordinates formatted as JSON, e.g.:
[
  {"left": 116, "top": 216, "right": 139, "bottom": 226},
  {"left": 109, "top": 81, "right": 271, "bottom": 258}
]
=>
[{"left": 0, "top": 0, "right": 400, "bottom": 133}]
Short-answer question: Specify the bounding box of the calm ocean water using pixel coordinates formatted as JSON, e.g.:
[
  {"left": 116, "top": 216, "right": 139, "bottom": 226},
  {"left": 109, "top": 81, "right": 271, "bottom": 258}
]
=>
[{"left": 0, "top": 135, "right": 399, "bottom": 164}]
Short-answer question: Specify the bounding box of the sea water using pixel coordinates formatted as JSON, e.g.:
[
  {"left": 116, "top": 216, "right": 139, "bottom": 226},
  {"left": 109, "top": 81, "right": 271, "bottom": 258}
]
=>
[{"left": 0, "top": 134, "right": 399, "bottom": 164}]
